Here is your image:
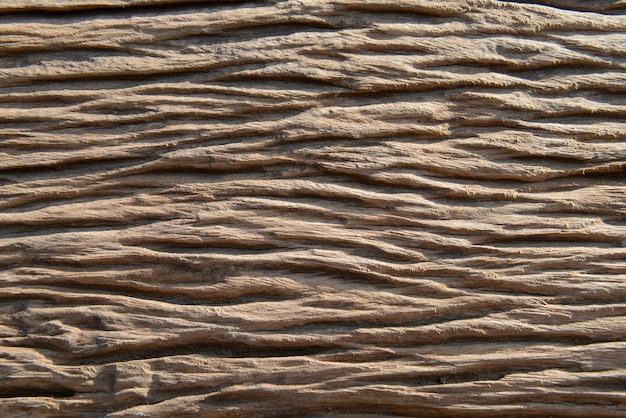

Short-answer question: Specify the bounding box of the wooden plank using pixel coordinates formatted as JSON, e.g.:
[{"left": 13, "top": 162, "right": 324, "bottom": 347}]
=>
[{"left": 1, "top": 0, "right": 625, "bottom": 416}]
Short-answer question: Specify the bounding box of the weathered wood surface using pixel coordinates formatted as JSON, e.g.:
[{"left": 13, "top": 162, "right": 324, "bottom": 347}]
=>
[{"left": 1, "top": 0, "right": 625, "bottom": 416}]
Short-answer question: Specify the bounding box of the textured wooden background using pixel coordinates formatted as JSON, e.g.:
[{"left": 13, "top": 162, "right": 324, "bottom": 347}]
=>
[{"left": 1, "top": 0, "right": 625, "bottom": 416}]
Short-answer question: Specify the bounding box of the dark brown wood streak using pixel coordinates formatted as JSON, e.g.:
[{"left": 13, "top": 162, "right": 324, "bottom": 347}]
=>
[{"left": 1, "top": 0, "right": 625, "bottom": 416}]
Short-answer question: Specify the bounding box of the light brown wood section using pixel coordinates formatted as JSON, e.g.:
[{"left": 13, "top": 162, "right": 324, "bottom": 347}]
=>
[{"left": 1, "top": 0, "right": 625, "bottom": 416}]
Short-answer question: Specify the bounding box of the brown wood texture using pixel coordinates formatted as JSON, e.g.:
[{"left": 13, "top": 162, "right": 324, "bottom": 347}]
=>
[{"left": 1, "top": 0, "right": 625, "bottom": 416}]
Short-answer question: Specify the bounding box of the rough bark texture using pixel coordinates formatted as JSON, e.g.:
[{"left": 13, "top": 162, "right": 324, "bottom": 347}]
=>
[{"left": 1, "top": 0, "right": 625, "bottom": 416}]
